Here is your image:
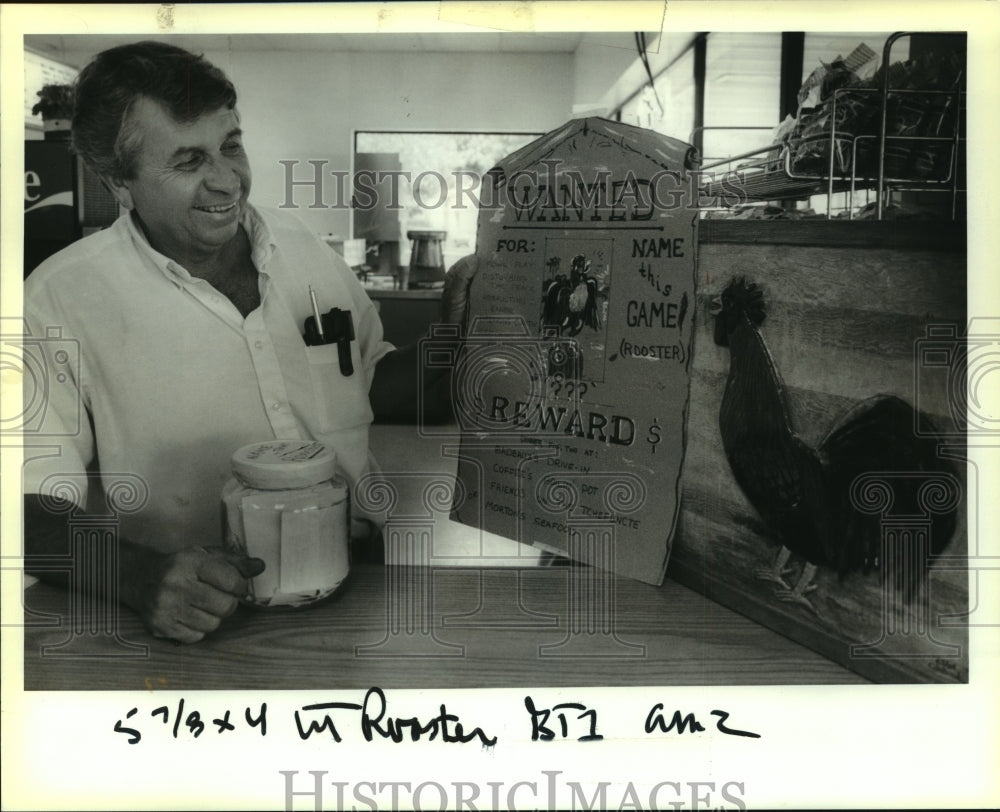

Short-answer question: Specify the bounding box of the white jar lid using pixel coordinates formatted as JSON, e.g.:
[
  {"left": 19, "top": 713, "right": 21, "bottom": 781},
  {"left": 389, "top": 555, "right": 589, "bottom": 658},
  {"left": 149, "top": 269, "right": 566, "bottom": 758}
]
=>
[{"left": 231, "top": 440, "right": 338, "bottom": 489}]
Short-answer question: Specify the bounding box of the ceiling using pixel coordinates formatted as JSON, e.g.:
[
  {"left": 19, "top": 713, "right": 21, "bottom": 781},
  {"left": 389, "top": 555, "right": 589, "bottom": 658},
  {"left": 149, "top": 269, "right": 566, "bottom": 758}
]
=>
[{"left": 25, "top": 32, "right": 657, "bottom": 67}]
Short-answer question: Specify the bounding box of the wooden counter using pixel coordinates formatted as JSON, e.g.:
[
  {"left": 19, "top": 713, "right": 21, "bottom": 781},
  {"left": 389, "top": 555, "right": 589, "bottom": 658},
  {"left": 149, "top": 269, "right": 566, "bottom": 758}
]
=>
[
  {"left": 697, "top": 218, "right": 966, "bottom": 251},
  {"left": 21, "top": 424, "right": 868, "bottom": 691},
  {"left": 22, "top": 562, "right": 867, "bottom": 691},
  {"left": 364, "top": 288, "right": 444, "bottom": 299}
]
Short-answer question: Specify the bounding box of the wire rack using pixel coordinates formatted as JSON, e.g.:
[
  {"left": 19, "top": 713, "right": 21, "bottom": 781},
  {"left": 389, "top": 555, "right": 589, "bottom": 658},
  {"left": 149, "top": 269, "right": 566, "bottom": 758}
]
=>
[{"left": 693, "top": 32, "right": 966, "bottom": 220}]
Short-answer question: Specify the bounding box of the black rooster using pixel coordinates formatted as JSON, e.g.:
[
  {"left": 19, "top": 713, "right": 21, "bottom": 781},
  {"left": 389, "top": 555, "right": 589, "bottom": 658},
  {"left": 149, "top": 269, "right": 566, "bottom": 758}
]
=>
[
  {"left": 542, "top": 254, "right": 602, "bottom": 336},
  {"left": 712, "top": 277, "right": 957, "bottom": 611}
]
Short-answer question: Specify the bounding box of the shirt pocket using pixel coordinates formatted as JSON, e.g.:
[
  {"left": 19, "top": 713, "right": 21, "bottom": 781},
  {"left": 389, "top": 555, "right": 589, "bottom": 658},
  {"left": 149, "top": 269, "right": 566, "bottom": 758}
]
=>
[{"left": 304, "top": 343, "right": 372, "bottom": 432}]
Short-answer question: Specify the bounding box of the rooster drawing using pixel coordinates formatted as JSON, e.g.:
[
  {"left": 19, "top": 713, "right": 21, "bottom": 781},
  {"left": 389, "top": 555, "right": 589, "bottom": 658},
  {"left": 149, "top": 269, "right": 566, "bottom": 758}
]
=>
[
  {"left": 542, "top": 254, "right": 602, "bottom": 336},
  {"left": 711, "top": 277, "right": 958, "bottom": 611}
]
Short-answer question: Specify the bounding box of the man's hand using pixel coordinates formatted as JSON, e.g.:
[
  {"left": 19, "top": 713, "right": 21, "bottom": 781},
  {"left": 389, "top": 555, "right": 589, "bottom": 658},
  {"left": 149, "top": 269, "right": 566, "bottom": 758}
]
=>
[
  {"left": 371, "top": 254, "right": 478, "bottom": 423},
  {"left": 440, "top": 254, "right": 478, "bottom": 329},
  {"left": 24, "top": 493, "right": 267, "bottom": 644},
  {"left": 130, "top": 546, "right": 265, "bottom": 643}
]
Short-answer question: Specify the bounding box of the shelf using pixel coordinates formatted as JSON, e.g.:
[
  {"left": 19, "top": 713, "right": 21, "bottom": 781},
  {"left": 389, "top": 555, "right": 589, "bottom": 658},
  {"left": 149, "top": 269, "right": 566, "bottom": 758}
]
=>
[
  {"left": 364, "top": 288, "right": 443, "bottom": 299},
  {"left": 701, "top": 136, "right": 871, "bottom": 203},
  {"left": 702, "top": 130, "right": 964, "bottom": 206},
  {"left": 695, "top": 32, "right": 966, "bottom": 219}
]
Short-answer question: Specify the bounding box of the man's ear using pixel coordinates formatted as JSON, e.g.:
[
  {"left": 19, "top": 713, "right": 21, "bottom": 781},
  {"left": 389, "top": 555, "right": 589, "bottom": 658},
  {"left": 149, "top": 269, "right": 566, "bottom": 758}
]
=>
[{"left": 103, "top": 175, "right": 135, "bottom": 211}]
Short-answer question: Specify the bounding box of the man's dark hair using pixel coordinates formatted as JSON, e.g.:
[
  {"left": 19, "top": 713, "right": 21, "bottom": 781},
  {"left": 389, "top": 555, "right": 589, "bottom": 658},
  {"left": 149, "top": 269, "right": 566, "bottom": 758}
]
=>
[{"left": 72, "top": 40, "right": 237, "bottom": 181}]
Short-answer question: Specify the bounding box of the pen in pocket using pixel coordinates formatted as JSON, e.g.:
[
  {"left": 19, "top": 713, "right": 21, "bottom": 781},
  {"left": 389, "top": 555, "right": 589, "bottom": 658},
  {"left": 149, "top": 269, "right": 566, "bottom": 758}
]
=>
[{"left": 303, "top": 288, "right": 355, "bottom": 376}]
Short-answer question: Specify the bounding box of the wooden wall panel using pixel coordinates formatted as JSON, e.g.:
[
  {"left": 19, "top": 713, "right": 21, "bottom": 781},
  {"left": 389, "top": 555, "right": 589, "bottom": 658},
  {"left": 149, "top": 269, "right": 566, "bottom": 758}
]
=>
[{"left": 671, "top": 222, "right": 968, "bottom": 683}]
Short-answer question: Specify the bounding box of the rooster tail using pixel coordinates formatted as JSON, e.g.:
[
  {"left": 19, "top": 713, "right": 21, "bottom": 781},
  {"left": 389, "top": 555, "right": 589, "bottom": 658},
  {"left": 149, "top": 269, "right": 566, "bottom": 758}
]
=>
[{"left": 820, "top": 394, "right": 959, "bottom": 597}]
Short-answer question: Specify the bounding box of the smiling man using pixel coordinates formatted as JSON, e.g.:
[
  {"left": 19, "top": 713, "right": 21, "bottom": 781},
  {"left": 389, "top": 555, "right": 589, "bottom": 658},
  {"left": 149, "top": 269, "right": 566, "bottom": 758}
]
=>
[
  {"left": 23, "top": 42, "right": 473, "bottom": 643},
  {"left": 109, "top": 99, "right": 254, "bottom": 289}
]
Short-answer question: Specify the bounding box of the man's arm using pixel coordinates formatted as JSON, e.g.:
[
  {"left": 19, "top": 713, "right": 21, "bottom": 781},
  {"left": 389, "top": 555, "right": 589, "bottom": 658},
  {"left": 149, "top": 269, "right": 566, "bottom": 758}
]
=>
[
  {"left": 369, "top": 342, "right": 453, "bottom": 424},
  {"left": 24, "top": 493, "right": 264, "bottom": 643},
  {"left": 368, "top": 255, "right": 477, "bottom": 424}
]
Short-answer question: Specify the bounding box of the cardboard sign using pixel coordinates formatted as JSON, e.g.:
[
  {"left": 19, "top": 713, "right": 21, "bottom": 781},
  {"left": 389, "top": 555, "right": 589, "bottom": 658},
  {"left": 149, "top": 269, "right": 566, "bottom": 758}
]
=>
[{"left": 451, "top": 118, "right": 698, "bottom": 585}]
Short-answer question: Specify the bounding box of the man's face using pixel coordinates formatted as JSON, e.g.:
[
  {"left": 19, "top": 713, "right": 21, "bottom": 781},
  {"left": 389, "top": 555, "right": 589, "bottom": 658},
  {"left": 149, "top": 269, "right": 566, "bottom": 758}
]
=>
[{"left": 111, "top": 97, "right": 252, "bottom": 266}]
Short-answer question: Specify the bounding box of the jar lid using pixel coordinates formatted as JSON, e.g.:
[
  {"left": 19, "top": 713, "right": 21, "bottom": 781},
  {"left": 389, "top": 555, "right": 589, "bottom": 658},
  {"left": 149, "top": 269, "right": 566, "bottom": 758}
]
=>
[{"left": 231, "top": 440, "right": 338, "bottom": 490}]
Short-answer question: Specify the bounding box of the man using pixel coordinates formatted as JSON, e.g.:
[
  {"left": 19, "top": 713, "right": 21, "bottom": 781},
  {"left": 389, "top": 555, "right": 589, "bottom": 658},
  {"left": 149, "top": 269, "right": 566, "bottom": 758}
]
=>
[{"left": 23, "top": 41, "right": 475, "bottom": 643}]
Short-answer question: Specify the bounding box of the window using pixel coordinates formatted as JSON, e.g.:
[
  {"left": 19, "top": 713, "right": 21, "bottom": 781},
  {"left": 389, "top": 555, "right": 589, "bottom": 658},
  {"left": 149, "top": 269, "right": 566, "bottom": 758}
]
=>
[
  {"left": 703, "top": 33, "right": 782, "bottom": 162},
  {"left": 353, "top": 131, "right": 540, "bottom": 272},
  {"left": 618, "top": 33, "right": 782, "bottom": 159},
  {"left": 619, "top": 48, "right": 695, "bottom": 144}
]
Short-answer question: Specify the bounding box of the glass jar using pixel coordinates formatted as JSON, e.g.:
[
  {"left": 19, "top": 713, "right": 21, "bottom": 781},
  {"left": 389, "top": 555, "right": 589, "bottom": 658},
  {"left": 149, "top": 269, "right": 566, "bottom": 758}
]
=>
[{"left": 222, "top": 440, "right": 350, "bottom": 608}]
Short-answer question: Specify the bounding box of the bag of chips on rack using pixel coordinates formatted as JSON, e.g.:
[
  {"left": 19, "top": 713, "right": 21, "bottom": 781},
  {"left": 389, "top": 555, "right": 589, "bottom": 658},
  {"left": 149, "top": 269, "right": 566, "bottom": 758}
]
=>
[
  {"left": 763, "top": 114, "right": 797, "bottom": 171},
  {"left": 798, "top": 43, "right": 877, "bottom": 109},
  {"left": 869, "top": 49, "right": 965, "bottom": 180}
]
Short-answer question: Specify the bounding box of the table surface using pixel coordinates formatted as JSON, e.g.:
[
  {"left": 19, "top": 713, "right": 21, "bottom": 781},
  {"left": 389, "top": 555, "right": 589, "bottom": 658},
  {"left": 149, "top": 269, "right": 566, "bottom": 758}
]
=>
[
  {"left": 22, "top": 563, "right": 868, "bottom": 690},
  {"left": 21, "top": 424, "right": 868, "bottom": 690}
]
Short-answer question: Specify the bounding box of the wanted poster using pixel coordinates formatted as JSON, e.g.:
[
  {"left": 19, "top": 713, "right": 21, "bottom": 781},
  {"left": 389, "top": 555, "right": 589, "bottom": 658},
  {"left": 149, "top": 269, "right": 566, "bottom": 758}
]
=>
[{"left": 451, "top": 118, "right": 698, "bottom": 585}]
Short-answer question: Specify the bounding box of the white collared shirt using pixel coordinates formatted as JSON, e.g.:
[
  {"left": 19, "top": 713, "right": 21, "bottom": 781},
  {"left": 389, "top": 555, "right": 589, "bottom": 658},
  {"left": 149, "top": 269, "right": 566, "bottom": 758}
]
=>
[{"left": 23, "top": 205, "right": 393, "bottom": 552}]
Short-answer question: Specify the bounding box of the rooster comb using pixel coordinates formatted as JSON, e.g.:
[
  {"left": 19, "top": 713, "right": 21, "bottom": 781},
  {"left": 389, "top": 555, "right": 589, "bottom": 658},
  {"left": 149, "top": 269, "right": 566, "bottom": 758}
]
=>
[{"left": 721, "top": 276, "right": 766, "bottom": 326}]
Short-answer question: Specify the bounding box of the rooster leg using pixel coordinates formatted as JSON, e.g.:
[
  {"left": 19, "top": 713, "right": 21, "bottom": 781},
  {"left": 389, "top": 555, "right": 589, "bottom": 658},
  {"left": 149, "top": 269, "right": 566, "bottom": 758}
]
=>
[
  {"left": 754, "top": 546, "right": 794, "bottom": 589},
  {"left": 775, "top": 563, "right": 819, "bottom": 613}
]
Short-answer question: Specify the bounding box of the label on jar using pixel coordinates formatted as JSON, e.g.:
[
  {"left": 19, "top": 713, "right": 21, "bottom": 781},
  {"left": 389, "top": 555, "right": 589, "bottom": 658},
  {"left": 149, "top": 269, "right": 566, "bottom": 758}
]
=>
[
  {"left": 237, "top": 485, "right": 349, "bottom": 605},
  {"left": 280, "top": 504, "right": 349, "bottom": 593},
  {"left": 243, "top": 440, "right": 325, "bottom": 463}
]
